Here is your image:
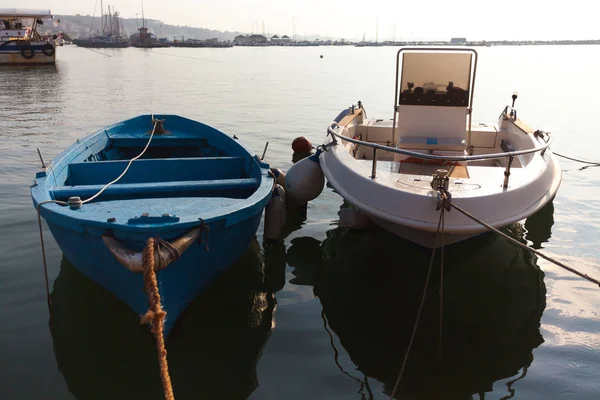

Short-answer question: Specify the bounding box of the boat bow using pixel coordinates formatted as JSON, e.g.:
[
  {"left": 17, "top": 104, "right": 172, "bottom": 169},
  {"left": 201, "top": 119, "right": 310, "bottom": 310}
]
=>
[{"left": 102, "top": 226, "right": 205, "bottom": 272}]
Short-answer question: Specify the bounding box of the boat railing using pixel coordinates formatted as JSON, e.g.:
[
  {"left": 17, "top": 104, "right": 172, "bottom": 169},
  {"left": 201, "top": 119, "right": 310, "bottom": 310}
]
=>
[
  {"left": 500, "top": 105, "right": 518, "bottom": 121},
  {"left": 326, "top": 123, "right": 553, "bottom": 188}
]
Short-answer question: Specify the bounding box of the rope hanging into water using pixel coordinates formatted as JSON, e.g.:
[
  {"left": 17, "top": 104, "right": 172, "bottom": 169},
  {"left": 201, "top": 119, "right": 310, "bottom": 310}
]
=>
[
  {"left": 553, "top": 152, "right": 600, "bottom": 166},
  {"left": 82, "top": 119, "right": 159, "bottom": 204},
  {"left": 82, "top": 47, "right": 112, "bottom": 57},
  {"left": 445, "top": 195, "right": 600, "bottom": 288},
  {"left": 438, "top": 209, "right": 445, "bottom": 360},
  {"left": 34, "top": 117, "right": 160, "bottom": 309},
  {"left": 141, "top": 237, "right": 175, "bottom": 400},
  {"left": 389, "top": 208, "right": 445, "bottom": 400},
  {"left": 36, "top": 199, "right": 68, "bottom": 310},
  {"left": 138, "top": 49, "right": 221, "bottom": 63}
]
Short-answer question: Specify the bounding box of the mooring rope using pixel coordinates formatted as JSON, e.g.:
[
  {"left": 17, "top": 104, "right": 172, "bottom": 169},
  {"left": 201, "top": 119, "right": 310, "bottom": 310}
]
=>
[
  {"left": 82, "top": 119, "right": 158, "bottom": 204},
  {"left": 141, "top": 237, "right": 175, "bottom": 400},
  {"left": 389, "top": 208, "right": 445, "bottom": 399},
  {"left": 35, "top": 199, "right": 68, "bottom": 309},
  {"left": 35, "top": 117, "right": 160, "bottom": 306},
  {"left": 82, "top": 47, "right": 112, "bottom": 57},
  {"left": 438, "top": 208, "right": 445, "bottom": 360},
  {"left": 553, "top": 152, "right": 600, "bottom": 166},
  {"left": 445, "top": 195, "right": 600, "bottom": 288},
  {"left": 136, "top": 48, "right": 221, "bottom": 63}
]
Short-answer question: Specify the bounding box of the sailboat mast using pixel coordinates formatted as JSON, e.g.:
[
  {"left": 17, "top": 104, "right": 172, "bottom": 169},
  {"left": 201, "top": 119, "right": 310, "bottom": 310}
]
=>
[
  {"left": 108, "top": 6, "right": 113, "bottom": 36},
  {"left": 115, "top": 11, "right": 120, "bottom": 37},
  {"left": 100, "top": 0, "right": 104, "bottom": 35},
  {"left": 142, "top": 0, "right": 146, "bottom": 29}
]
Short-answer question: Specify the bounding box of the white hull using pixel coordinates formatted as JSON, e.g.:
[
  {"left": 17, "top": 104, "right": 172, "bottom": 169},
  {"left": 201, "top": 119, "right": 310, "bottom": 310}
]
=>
[
  {"left": 370, "top": 216, "right": 479, "bottom": 248},
  {"left": 319, "top": 48, "right": 563, "bottom": 248},
  {"left": 0, "top": 41, "right": 56, "bottom": 65},
  {"left": 320, "top": 113, "right": 562, "bottom": 249}
]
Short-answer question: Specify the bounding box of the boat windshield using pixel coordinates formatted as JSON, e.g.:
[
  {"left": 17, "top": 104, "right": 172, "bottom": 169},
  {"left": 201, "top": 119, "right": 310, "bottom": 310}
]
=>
[
  {"left": 399, "top": 52, "right": 472, "bottom": 107},
  {"left": 0, "top": 9, "right": 53, "bottom": 41}
]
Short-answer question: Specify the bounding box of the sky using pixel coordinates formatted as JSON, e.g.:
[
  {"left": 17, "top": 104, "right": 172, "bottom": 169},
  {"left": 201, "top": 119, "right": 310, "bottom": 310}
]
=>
[{"left": 12, "top": 0, "right": 599, "bottom": 41}]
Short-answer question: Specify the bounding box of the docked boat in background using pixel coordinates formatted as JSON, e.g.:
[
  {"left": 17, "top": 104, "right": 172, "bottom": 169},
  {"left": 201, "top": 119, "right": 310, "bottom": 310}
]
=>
[
  {"left": 320, "top": 48, "right": 561, "bottom": 247},
  {"left": 130, "top": 26, "right": 170, "bottom": 48},
  {"left": 31, "top": 114, "right": 274, "bottom": 336},
  {"left": 72, "top": 5, "right": 129, "bottom": 48},
  {"left": 171, "top": 37, "right": 232, "bottom": 48},
  {"left": 0, "top": 8, "right": 56, "bottom": 65}
]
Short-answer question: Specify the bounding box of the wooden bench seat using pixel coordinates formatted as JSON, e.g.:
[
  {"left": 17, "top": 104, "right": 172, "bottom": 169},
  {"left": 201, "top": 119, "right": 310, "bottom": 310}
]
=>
[
  {"left": 52, "top": 178, "right": 259, "bottom": 200},
  {"left": 66, "top": 157, "right": 246, "bottom": 185}
]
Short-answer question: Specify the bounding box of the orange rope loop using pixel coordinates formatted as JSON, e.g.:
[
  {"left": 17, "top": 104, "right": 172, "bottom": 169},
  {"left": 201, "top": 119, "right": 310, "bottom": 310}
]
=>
[{"left": 142, "top": 237, "right": 175, "bottom": 400}]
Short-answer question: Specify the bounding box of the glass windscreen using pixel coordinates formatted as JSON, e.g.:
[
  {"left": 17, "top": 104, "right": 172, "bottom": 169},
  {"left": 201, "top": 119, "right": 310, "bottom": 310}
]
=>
[{"left": 399, "top": 52, "right": 472, "bottom": 107}]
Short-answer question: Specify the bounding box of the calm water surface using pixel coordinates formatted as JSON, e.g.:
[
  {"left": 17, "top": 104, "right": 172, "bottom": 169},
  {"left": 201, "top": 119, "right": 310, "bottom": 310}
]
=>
[{"left": 1, "top": 45, "right": 599, "bottom": 399}]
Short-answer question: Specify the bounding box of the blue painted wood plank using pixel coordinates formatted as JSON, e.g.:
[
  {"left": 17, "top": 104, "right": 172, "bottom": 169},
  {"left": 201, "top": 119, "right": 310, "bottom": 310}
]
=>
[
  {"left": 52, "top": 178, "right": 259, "bottom": 199},
  {"left": 109, "top": 137, "right": 208, "bottom": 147},
  {"left": 67, "top": 157, "right": 246, "bottom": 185}
]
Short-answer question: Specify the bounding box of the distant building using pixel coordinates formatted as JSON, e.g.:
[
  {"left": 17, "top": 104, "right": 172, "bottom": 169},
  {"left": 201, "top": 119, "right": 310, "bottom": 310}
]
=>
[
  {"left": 233, "top": 34, "right": 267, "bottom": 45},
  {"left": 280, "top": 35, "right": 291, "bottom": 42},
  {"left": 450, "top": 37, "right": 467, "bottom": 44},
  {"left": 247, "top": 34, "right": 267, "bottom": 44},
  {"left": 271, "top": 34, "right": 280, "bottom": 41},
  {"left": 233, "top": 35, "right": 248, "bottom": 45}
]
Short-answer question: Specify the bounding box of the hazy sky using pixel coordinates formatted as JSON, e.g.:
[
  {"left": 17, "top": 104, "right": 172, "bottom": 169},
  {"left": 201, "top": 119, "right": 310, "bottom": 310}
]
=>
[{"left": 15, "top": 0, "right": 598, "bottom": 41}]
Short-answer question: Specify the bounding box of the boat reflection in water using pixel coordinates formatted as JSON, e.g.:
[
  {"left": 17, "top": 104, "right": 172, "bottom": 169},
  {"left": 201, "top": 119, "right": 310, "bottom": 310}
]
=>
[
  {"left": 50, "top": 239, "right": 282, "bottom": 400},
  {"left": 310, "top": 202, "right": 554, "bottom": 399}
]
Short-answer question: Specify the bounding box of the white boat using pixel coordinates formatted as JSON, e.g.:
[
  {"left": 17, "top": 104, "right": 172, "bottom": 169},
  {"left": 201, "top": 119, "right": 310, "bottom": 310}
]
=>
[
  {"left": 320, "top": 48, "right": 561, "bottom": 248},
  {"left": 0, "top": 8, "right": 56, "bottom": 65}
]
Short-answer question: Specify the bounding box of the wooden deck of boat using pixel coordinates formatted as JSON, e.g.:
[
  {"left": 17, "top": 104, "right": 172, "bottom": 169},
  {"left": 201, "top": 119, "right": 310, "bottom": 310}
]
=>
[
  {"left": 398, "top": 163, "right": 469, "bottom": 179},
  {"left": 338, "top": 108, "right": 363, "bottom": 127},
  {"left": 356, "top": 159, "right": 470, "bottom": 179}
]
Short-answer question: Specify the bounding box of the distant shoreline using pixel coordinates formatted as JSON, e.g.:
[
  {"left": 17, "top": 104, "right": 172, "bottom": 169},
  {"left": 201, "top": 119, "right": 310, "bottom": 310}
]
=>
[{"left": 233, "top": 39, "right": 600, "bottom": 47}]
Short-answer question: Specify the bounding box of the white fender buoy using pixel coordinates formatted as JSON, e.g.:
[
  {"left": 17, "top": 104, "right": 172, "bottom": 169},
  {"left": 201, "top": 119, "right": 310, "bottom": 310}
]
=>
[
  {"left": 339, "top": 207, "right": 369, "bottom": 230},
  {"left": 270, "top": 168, "right": 286, "bottom": 188},
  {"left": 285, "top": 152, "right": 324, "bottom": 203},
  {"left": 264, "top": 184, "right": 286, "bottom": 241}
]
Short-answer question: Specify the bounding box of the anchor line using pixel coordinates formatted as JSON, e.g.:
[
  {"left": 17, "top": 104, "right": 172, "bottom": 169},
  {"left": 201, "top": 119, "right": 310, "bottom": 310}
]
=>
[
  {"left": 553, "top": 152, "right": 600, "bottom": 166},
  {"left": 438, "top": 207, "right": 445, "bottom": 360},
  {"left": 82, "top": 47, "right": 112, "bottom": 57},
  {"left": 553, "top": 151, "right": 600, "bottom": 170},
  {"left": 389, "top": 208, "right": 445, "bottom": 400},
  {"left": 36, "top": 199, "right": 68, "bottom": 310},
  {"left": 441, "top": 193, "right": 600, "bottom": 288},
  {"left": 141, "top": 238, "right": 175, "bottom": 400},
  {"left": 135, "top": 48, "right": 221, "bottom": 63},
  {"left": 34, "top": 116, "right": 160, "bottom": 310}
]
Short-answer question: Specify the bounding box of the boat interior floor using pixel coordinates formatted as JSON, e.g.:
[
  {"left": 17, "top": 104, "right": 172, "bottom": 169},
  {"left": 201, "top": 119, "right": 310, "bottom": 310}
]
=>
[
  {"left": 356, "top": 160, "right": 468, "bottom": 178},
  {"left": 397, "top": 163, "right": 469, "bottom": 179},
  {"left": 68, "top": 196, "right": 245, "bottom": 224}
]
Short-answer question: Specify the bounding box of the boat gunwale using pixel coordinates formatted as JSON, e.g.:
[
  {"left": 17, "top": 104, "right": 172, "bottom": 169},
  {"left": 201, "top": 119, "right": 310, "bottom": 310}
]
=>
[
  {"left": 31, "top": 115, "right": 274, "bottom": 232},
  {"left": 327, "top": 122, "right": 552, "bottom": 163},
  {"left": 320, "top": 143, "right": 562, "bottom": 233}
]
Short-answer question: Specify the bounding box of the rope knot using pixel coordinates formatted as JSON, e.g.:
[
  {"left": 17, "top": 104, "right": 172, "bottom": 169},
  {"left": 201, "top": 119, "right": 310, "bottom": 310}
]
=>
[{"left": 141, "top": 237, "right": 175, "bottom": 400}]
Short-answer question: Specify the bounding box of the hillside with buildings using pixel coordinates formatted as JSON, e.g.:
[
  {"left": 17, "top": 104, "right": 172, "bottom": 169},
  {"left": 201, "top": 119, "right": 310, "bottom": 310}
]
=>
[{"left": 49, "top": 14, "right": 242, "bottom": 41}]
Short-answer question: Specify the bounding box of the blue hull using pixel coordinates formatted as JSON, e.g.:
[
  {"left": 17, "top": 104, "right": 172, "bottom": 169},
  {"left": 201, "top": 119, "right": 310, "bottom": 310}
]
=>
[
  {"left": 48, "top": 211, "right": 262, "bottom": 336},
  {"left": 31, "top": 115, "right": 274, "bottom": 336}
]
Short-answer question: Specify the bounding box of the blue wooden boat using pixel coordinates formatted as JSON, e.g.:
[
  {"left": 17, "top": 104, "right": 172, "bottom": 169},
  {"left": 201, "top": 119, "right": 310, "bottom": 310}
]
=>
[{"left": 31, "top": 114, "right": 274, "bottom": 336}]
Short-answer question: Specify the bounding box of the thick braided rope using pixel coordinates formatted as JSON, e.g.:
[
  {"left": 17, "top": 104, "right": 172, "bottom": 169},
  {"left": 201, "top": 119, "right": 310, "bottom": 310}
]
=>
[{"left": 141, "top": 238, "right": 175, "bottom": 400}]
